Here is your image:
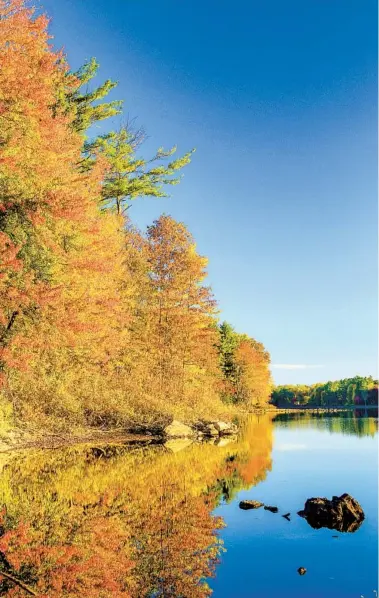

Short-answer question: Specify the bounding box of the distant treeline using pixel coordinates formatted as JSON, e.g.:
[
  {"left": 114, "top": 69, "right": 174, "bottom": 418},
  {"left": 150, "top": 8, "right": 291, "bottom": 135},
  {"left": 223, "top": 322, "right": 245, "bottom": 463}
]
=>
[{"left": 270, "top": 376, "right": 378, "bottom": 408}]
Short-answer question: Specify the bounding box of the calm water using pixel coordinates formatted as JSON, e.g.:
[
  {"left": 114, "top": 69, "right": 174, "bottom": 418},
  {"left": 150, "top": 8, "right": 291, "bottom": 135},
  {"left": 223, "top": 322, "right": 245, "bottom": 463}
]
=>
[{"left": 0, "top": 412, "right": 377, "bottom": 597}]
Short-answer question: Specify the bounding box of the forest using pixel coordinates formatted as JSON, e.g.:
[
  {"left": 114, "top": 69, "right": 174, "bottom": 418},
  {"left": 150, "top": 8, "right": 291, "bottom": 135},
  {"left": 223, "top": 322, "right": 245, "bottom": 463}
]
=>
[
  {"left": 0, "top": 0, "right": 272, "bottom": 434},
  {"left": 270, "top": 376, "right": 378, "bottom": 408}
]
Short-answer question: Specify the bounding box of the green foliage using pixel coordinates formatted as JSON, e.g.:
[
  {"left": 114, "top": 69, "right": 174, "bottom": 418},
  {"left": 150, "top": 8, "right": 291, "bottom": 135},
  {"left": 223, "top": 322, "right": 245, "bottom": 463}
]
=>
[
  {"left": 346, "top": 383, "right": 356, "bottom": 406},
  {"left": 60, "top": 58, "right": 124, "bottom": 134},
  {"left": 83, "top": 127, "right": 195, "bottom": 214},
  {"left": 273, "top": 410, "right": 378, "bottom": 437},
  {"left": 218, "top": 322, "right": 271, "bottom": 407},
  {"left": 218, "top": 322, "right": 240, "bottom": 383}
]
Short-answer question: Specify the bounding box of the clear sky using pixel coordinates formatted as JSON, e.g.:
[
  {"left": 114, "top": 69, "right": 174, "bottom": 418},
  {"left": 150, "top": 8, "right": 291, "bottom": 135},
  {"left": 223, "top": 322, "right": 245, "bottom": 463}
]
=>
[{"left": 41, "top": 0, "right": 378, "bottom": 385}]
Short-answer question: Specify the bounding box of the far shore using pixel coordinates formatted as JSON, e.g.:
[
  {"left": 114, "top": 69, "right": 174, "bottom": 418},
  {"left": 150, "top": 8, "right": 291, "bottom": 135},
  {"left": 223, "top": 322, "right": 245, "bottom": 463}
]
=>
[{"left": 268, "top": 405, "right": 378, "bottom": 414}]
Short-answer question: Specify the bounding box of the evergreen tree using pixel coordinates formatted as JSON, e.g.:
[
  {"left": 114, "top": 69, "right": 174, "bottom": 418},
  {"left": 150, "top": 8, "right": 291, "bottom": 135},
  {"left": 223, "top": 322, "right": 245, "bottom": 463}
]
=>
[
  {"left": 57, "top": 57, "right": 123, "bottom": 134},
  {"left": 83, "top": 127, "right": 194, "bottom": 214}
]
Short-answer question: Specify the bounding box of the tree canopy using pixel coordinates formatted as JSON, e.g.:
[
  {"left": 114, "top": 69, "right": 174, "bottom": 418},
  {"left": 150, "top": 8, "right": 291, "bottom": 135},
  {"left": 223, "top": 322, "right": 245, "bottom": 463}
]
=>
[{"left": 0, "top": 0, "right": 272, "bottom": 429}]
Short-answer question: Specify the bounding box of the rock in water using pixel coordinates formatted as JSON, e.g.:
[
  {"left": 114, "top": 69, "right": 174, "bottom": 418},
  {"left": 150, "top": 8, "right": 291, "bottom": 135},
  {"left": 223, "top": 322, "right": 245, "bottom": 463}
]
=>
[
  {"left": 214, "top": 421, "right": 238, "bottom": 435},
  {"left": 163, "top": 420, "right": 194, "bottom": 439},
  {"left": 298, "top": 493, "right": 364, "bottom": 532},
  {"left": 297, "top": 567, "right": 307, "bottom": 575},
  {"left": 206, "top": 423, "right": 220, "bottom": 437},
  {"left": 264, "top": 505, "right": 279, "bottom": 513},
  {"left": 239, "top": 500, "right": 264, "bottom": 510}
]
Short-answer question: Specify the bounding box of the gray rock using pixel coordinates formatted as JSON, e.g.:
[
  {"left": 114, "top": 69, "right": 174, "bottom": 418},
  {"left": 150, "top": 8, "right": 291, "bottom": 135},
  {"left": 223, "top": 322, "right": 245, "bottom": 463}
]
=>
[
  {"left": 298, "top": 493, "right": 364, "bottom": 532},
  {"left": 214, "top": 421, "right": 238, "bottom": 435},
  {"left": 297, "top": 567, "right": 307, "bottom": 575},
  {"left": 164, "top": 420, "right": 195, "bottom": 439},
  {"left": 193, "top": 420, "right": 238, "bottom": 437}
]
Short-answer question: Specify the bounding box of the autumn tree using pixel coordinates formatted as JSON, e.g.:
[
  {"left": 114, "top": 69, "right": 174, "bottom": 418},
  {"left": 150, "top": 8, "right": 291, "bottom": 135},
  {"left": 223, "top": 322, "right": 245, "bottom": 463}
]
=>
[
  {"left": 0, "top": 0, "right": 272, "bottom": 429},
  {"left": 0, "top": 0, "right": 76, "bottom": 379},
  {"left": 142, "top": 215, "right": 220, "bottom": 415},
  {"left": 234, "top": 339, "right": 272, "bottom": 408},
  {"left": 0, "top": 0, "right": 129, "bottom": 424},
  {"left": 218, "top": 322, "right": 271, "bottom": 407}
]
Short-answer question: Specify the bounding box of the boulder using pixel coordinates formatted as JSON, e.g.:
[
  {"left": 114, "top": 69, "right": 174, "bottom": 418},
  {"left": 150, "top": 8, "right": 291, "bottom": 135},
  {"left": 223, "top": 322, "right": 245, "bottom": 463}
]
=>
[
  {"left": 192, "top": 421, "right": 217, "bottom": 437},
  {"left": 163, "top": 420, "right": 195, "bottom": 439},
  {"left": 214, "top": 421, "right": 238, "bottom": 435},
  {"left": 193, "top": 420, "right": 238, "bottom": 437},
  {"left": 239, "top": 499, "right": 264, "bottom": 510},
  {"left": 298, "top": 493, "right": 364, "bottom": 532},
  {"left": 206, "top": 423, "right": 219, "bottom": 437}
]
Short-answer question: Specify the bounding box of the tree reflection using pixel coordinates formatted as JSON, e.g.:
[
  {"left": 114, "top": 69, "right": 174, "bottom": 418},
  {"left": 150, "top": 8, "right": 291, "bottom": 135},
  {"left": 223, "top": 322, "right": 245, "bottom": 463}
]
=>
[
  {"left": 273, "top": 411, "right": 378, "bottom": 437},
  {"left": 0, "top": 416, "right": 273, "bottom": 596}
]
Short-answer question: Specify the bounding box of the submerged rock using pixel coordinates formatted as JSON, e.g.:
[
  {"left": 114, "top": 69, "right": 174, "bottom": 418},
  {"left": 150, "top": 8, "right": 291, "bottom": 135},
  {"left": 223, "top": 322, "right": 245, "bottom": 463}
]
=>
[
  {"left": 163, "top": 420, "right": 195, "bottom": 439},
  {"left": 239, "top": 500, "right": 264, "bottom": 510},
  {"left": 298, "top": 493, "right": 364, "bottom": 532},
  {"left": 282, "top": 512, "right": 291, "bottom": 520},
  {"left": 264, "top": 505, "right": 279, "bottom": 513}
]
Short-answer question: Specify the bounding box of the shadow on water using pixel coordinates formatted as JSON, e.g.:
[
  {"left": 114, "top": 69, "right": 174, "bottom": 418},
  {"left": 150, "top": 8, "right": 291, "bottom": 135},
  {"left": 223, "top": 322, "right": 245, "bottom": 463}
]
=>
[{"left": 0, "top": 416, "right": 273, "bottom": 597}]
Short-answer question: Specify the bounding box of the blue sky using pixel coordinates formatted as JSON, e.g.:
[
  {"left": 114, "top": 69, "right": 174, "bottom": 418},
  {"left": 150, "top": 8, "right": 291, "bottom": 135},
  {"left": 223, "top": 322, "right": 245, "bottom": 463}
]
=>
[{"left": 41, "top": 0, "right": 377, "bottom": 385}]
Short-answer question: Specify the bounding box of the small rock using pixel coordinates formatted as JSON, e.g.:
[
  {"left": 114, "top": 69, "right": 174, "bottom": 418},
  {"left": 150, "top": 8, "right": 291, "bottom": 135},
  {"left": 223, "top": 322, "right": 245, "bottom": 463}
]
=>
[
  {"left": 297, "top": 567, "right": 307, "bottom": 575},
  {"left": 239, "top": 500, "right": 264, "bottom": 510},
  {"left": 282, "top": 512, "right": 291, "bottom": 520},
  {"left": 264, "top": 505, "right": 279, "bottom": 513}
]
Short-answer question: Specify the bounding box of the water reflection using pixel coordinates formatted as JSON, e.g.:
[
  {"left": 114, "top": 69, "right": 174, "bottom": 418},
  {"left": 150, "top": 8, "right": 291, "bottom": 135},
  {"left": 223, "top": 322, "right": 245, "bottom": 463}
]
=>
[
  {"left": 0, "top": 416, "right": 273, "bottom": 597},
  {"left": 273, "top": 409, "right": 378, "bottom": 437}
]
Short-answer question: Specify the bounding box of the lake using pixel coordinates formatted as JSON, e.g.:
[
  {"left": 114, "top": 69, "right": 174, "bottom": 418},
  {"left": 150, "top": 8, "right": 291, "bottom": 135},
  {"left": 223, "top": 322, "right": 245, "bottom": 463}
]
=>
[{"left": 0, "top": 411, "right": 377, "bottom": 597}]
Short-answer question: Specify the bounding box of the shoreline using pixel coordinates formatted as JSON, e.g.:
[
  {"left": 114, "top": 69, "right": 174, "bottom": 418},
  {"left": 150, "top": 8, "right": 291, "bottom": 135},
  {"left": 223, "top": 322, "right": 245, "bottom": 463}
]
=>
[
  {"left": 1, "top": 406, "right": 377, "bottom": 453},
  {"left": 0, "top": 429, "right": 160, "bottom": 454}
]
